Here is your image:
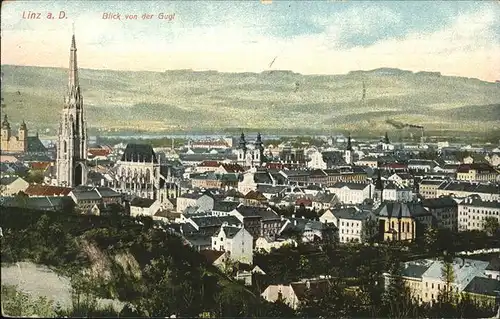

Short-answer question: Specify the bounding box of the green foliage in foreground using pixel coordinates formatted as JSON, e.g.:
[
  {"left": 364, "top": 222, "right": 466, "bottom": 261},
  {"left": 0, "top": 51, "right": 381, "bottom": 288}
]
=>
[{"left": 0, "top": 207, "right": 280, "bottom": 317}]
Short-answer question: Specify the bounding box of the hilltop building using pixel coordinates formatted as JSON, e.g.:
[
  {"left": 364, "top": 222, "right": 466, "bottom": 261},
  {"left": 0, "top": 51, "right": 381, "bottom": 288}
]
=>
[{"left": 56, "top": 33, "right": 88, "bottom": 187}]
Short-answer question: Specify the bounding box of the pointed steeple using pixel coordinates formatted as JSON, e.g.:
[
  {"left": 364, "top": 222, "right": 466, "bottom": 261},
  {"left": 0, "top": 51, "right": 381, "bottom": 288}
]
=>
[
  {"left": 238, "top": 132, "right": 247, "bottom": 150},
  {"left": 20, "top": 120, "right": 27, "bottom": 131},
  {"left": 255, "top": 132, "right": 263, "bottom": 149},
  {"left": 384, "top": 132, "right": 390, "bottom": 144},
  {"left": 346, "top": 133, "right": 352, "bottom": 151},
  {"left": 69, "top": 32, "right": 79, "bottom": 90},
  {"left": 2, "top": 114, "right": 10, "bottom": 129}
]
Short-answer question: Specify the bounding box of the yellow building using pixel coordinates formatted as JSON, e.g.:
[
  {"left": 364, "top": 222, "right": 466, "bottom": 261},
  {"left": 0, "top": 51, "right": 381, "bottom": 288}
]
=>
[
  {"left": 377, "top": 202, "right": 421, "bottom": 242},
  {"left": 457, "top": 163, "right": 499, "bottom": 182},
  {"left": 1, "top": 115, "right": 28, "bottom": 153},
  {"left": 384, "top": 258, "right": 500, "bottom": 305}
]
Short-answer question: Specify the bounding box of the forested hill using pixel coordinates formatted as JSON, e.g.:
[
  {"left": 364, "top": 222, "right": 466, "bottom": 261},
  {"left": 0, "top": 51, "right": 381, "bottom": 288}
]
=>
[
  {"left": 0, "top": 207, "right": 275, "bottom": 317},
  {"left": 1, "top": 64, "right": 499, "bottom": 134}
]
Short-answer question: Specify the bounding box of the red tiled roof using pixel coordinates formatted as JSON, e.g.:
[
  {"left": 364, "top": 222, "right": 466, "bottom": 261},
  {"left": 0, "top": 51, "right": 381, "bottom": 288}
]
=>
[
  {"left": 220, "top": 163, "right": 244, "bottom": 173},
  {"left": 296, "top": 198, "right": 313, "bottom": 206},
  {"left": 88, "top": 148, "right": 111, "bottom": 157},
  {"left": 24, "top": 184, "right": 72, "bottom": 196},
  {"left": 199, "top": 160, "right": 220, "bottom": 167},
  {"left": 199, "top": 249, "right": 226, "bottom": 264},
  {"left": 30, "top": 162, "right": 52, "bottom": 170}
]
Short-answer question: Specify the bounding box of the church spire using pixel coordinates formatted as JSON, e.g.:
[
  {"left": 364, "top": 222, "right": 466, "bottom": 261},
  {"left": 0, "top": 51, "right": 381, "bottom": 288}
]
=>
[
  {"left": 69, "top": 32, "right": 79, "bottom": 90},
  {"left": 346, "top": 133, "right": 352, "bottom": 151}
]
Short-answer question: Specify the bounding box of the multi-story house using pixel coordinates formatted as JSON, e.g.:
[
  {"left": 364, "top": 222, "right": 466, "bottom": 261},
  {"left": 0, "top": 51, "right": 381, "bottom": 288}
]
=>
[
  {"left": 0, "top": 176, "right": 29, "bottom": 196},
  {"left": 211, "top": 224, "right": 254, "bottom": 264},
  {"left": 421, "top": 196, "right": 458, "bottom": 231},
  {"left": 311, "top": 192, "right": 339, "bottom": 211},
  {"left": 387, "top": 172, "right": 414, "bottom": 188},
  {"left": 190, "top": 172, "right": 239, "bottom": 189},
  {"left": 328, "top": 182, "right": 375, "bottom": 205},
  {"left": 419, "top": 180, "right": 446, "bottom": 198},
  {"left": 308, "top": 169, "right": 368, "bottom": 187},
  {"left": 456, "top": 163, "right": 499, "bottom": 182},
  {"left": 436, "top": 181, "right": 500, "bottom": 201},
  {"left": 408, "top": 159, "right": 438, "bottom": 172},
  {"left": 383, "top": 258, "right": 496, "bottom": 305},
  {"left": 355, "top": 156, "right": 379, "bottom": 168},
  {"left": 130, "top": 197, "right": 161, "bottom": 218},
  {"left": 457, "top": 196, "right": 500, "bottom": 232},
  {"left": 176, "top": 192, "right": 214, "bottom": 213},
  {"left": 238, "top": 167, "right": 285, "bottom": 195},
  {"left": 382, "top": 181, "right": 413, "bottom": 202},
  {"left": 332, "top": 208, "right": 377, "bottom": 243}
]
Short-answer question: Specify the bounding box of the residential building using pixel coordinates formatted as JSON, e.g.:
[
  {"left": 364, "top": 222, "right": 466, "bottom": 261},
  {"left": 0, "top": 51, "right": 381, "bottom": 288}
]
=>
[
  {"left": 457, "top": 196, "right": 500, "bottom": 232},
  {"left": 261, "top": 279, "right": 329, "bottom": 310},
  {"left": 408, "top": 159, "right": 438, "bottom": 172},
  {"left": 69, "top": 186, "right": 122, "bottom": 213},
  {"left": 421, "top": 196, "right": 458, "bottom": 231},
  {"left": 456, "top": 163, "right": 499, "bottom": 182},
  {"left": 130, "top": 197, "right": 161, "bottom": 218},
  {"left": 333, "top": 207, "right": 377, "bottom": 243},
  {"left": 355, "top": 156, "right": 379, "bottom": 168},
  {"left": 211, "top": 224, "right": 254, "bottom": 264},
  {"left": 419, "top": 180, "right": 445, "bottom": 199},
  {"left": 176, "top": 192, "right": 214, "bottom": 213},
  {"left": 254, "top": 235, "right": 296, "bottom": 252},
  {"left": 190, "top": 172, "right": 239, "bottom": 189},
  {"left": 382, "top": 181, "right": 413, "bottom": 202},
  {"left": 328, "top": 182, "right": 375, "bottom": 205},
  {"left": 0, "top": 176, "right": 29, "bottom": 196},
  {"left": 383, "top": 258, "right": 495, "bottom": 304},
  {"left": 436, "top": 181, "right": 500, "bottom": 201},
  {"left": 23, "top": 184, "right": 72, "bottom": 197}
]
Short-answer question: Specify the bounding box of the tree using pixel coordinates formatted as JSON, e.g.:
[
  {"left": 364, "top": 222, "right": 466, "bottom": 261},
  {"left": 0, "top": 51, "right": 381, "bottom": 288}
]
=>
[
  {"left": 483, "top": 217, "right": 499, "bottom": 236},
  {"left": 381, "top": 257, "right": 419, "bottom": 319},
  {"left": 439, "top": 257, "right": 456, "bottom": 304}
]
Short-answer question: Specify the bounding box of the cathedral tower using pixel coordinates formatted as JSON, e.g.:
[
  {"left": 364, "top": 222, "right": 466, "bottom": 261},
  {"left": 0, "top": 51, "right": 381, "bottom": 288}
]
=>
[{"left": 56, "top": 33, "right": 88, "bottom": 187}]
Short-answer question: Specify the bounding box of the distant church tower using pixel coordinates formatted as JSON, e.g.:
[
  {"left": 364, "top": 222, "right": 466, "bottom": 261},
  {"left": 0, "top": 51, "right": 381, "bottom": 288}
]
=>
[
  {"left": 56, "top": 33, "right": 88, "bottom": 187},
  {"left": 344, "top": 133, "right": 353, "bottom": 165},
  {"left": 236, "top": 132, "right": 247, "bottom": 165}
]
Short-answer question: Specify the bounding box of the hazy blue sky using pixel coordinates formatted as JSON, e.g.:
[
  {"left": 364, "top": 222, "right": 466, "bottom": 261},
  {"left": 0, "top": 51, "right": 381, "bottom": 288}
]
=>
[{"left": 2, "top": 0, "right": 499, "bottom": 81}]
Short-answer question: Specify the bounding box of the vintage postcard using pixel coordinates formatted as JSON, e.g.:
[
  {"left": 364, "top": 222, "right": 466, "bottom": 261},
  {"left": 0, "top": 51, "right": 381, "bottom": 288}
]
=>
[{"left": 1, "top": 0, "right": 499, "bottom": 318}]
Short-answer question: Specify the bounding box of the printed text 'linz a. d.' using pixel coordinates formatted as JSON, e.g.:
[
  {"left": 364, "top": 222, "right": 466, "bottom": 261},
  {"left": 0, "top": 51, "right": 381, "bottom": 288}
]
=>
[{"left": 22, "top": 11, "right": 68, "bottom": 19}]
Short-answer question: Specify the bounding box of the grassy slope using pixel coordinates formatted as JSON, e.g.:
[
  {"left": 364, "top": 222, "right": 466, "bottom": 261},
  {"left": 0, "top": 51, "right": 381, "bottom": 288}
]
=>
[{"left": 1, "top": 65, "right": 499, "bottom": 133}]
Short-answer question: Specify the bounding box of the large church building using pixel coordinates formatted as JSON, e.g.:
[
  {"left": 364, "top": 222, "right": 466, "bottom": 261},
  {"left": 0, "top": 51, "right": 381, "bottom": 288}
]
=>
[{"left": 55, "top": 34, "right": 88, "bottom": 187}]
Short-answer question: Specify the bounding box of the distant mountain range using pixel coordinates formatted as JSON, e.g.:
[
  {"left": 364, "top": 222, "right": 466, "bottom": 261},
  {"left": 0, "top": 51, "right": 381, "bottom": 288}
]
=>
[{"left": 1, "top": 65, "right": 499, "bottom": 135}]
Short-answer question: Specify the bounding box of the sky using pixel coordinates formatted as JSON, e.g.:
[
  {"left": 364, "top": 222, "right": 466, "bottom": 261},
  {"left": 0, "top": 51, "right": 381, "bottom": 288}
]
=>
[{"left": 1, "top": 0, "right": 499, "bottom": 81}]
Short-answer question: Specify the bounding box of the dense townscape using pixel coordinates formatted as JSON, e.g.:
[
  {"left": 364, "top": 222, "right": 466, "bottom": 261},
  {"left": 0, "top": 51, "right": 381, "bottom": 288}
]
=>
[{"left": 1, "top": 33, "right": 500, "bottom": 318}]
